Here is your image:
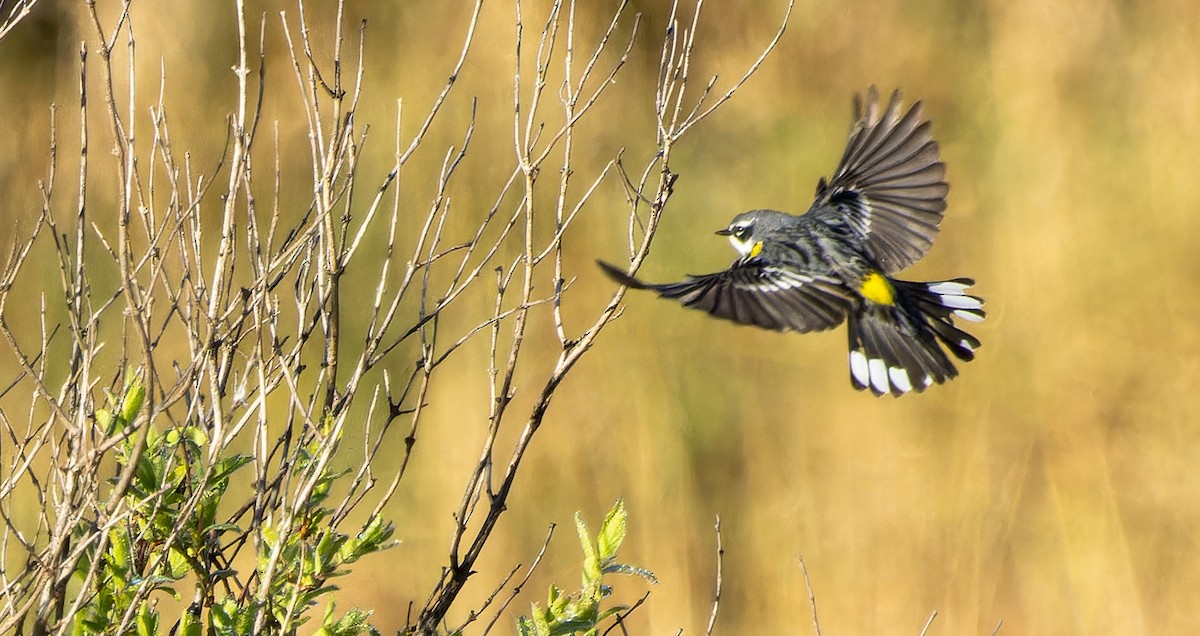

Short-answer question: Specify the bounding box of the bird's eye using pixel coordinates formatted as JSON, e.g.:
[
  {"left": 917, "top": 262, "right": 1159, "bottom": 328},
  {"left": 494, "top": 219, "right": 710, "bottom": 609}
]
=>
[{"left": 734, "top": 226, "right": 750, "bottom": 239}]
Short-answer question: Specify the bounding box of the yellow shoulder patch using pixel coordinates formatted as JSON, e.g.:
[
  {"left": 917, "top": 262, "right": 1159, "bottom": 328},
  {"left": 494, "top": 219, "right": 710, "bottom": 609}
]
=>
[
  {"left": 860, "top": 271, "right": 895, "bottom": 305},
  {"left": 749, "top": 241, "right": 763, "bottom": 258}
]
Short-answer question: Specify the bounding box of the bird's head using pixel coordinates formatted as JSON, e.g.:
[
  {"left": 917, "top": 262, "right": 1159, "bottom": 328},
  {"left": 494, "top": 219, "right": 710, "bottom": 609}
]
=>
[{"left": 717, "top": 210, "right": 786, "bottom": 259}]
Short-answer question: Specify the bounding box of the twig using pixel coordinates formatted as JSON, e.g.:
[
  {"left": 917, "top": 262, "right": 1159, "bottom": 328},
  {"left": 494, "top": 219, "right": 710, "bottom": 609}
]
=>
[
  {"left": 480, "top": 524, "right": 557, "bottom": 635},
  {"left": 601, "top": 591, "right": 651, "bottom": 636},
  {"left": 918, "top": 610, "right": 938, "bottom": 636},
  {"left": 799, "top": 556, "right": 822, "bottom": 636},
  {"left": 0, "top": 0, "right": 44, "bottom": 42},
  {"left": 704, "top": 515, "right": 724, "bottom": 636},
  {"left": 0, "top": 1, "right": 795, "bottom": 633}
]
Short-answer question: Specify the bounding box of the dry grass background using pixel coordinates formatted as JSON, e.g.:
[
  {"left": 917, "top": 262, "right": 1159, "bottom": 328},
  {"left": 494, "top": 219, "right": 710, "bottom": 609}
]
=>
[{"left": 2, "top": 0, "right": 1200, "bottom": 633}]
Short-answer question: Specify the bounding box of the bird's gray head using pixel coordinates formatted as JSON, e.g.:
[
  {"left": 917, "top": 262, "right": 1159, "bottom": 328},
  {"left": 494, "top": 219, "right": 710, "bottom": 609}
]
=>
[{"left": 715, "top": 209, "right": 791, "bottom": 258}]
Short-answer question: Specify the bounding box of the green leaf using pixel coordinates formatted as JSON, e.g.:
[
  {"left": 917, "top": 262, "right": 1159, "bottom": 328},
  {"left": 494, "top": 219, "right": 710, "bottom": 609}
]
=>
[
  {"left": 210, "top": 600, "right": 235, "bottom": 636},
  {"left": 596, "top": 500, "right": 626, "bottom": 564},
  {"left": 129, "top": 575, "right": 180, "bottom": 598},
  {"left": 312, "top": 603, "right": 338, "bottom": 636},
  {"left": 210, "top": 454, "right": 252, "bottom": 483},
  {"left": 260, "top": 524, "right": 280, "bottom": 550},
  {"left": 316, "top": 605, "right": 374, "bottom": 636},
  {"left": 107, "top": 528, "right": 133, "bottom": 584},
  {"left": 340, "top": 515, "right": 396, "bottom": 563},
  {"left": 132, "top": 442, "right": 164, "bottom": 495},
  {"left": 547, "top": 584, "right": 569, "bottom": 616},
  {"left": 120, "top": 376, "right": 145, "bottom": 424},
  {"left": 164, "top": 428, "right": 181, "bottom": 446},
  {"left": 202, "top": 522, "right": 243, "bottom": 535},
  {"left": 549, "top": 618, "right": 595, "bottom": 635},
  {"left": 135, "top": 603, "right": 158, "bottom": 636},
  {"left": 180, "top": 607, "right": 202, "bottom": 636},
  {"left": 96, "top": 409, "right": 115, "bottom": 435},
  {"left": 185, "top": 425, "right": 208, "bottom": 446},
  {"left": 595, "top": 605, "right": 630, "bottom": 624},
  {"left": 518, "top": 502, "right": 659, "bottom": 636},
  {"left": 575, "top": 512, "right": 599, "bottom": 591},
  {"left": 601, "top": 562, "right": 659, "bottom": 584},
  {"left": 316, "top": 531, "right": 350, "bottom": 573},
  {"left": 165, "top": 547, "right": 191, "bottom": 580},
  {"left": 531, "top": 602, "right": 552, "bottom": 636}
]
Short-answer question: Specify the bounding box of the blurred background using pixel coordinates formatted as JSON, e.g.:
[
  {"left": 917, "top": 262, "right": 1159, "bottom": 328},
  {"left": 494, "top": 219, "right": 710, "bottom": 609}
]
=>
[{"left": 3, "top": 0, "right": 1199, "bottom": 633}]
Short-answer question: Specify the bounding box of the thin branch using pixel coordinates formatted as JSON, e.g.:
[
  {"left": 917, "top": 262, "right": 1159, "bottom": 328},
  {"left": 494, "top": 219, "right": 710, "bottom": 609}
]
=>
[
  {"left": 918, "top": 610, "right": 938, "bottom": 636},
  {"left": 601, "top": 592, "right": 651, "bottom": 636},
  {"left": 480, "top": 524, "right": 557, "bottom": 635},
  {"left": 799, "top": 556, "right": 822, "bottom": 636},
  {"left": 0, "top": 0, "right": 44, "bottom": 42},
  {"left": 704, "top": 515, "right": 724, "bottom": 636}
]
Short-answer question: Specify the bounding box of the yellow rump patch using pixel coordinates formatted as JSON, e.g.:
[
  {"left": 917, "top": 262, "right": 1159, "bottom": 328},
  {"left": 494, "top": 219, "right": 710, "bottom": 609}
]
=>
[
  {"left": 860, "top": 272, "right": 895, "bottom": 305},
  {"left": 749, "top": 241, "right": 763, "bottom": 258}
]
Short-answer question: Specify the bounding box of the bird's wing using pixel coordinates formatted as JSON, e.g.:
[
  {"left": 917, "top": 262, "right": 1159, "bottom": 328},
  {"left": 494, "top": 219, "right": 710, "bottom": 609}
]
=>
[
  {"left": 809, "top": 87, "right": 949, "bottom": 273},
  {"left": 598, "top": 260, "right": 852, "bottom": 333}
]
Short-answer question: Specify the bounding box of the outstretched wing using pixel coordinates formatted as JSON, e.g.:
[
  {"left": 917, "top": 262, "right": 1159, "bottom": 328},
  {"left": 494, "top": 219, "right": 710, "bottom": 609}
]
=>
[
  {"left": 810, "top": 87, "right": 949, "bottom": 272},
  {"left": 598, "top": 260, "right": 851, "bottom": 333}
]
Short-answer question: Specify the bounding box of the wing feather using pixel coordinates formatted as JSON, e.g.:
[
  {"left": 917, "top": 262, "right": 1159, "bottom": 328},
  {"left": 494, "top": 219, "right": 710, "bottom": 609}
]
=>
[
  {"left": 598, "top": 260, "right": 851, "bottom": 333},
  {"left": 811, "top": 88, "right": 949, "bottom": 272}
]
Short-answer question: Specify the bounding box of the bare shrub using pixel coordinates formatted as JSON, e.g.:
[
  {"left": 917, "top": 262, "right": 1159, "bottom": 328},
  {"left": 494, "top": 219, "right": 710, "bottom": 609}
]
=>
[{"left": 0, "top": 1, "right": 790, "bottom": 633}]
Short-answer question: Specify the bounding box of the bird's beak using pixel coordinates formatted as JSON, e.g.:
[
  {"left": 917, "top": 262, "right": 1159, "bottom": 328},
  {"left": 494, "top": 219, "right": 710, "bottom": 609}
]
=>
[{"left": 715, "top": 228, "right": 733, "bottom": 236}]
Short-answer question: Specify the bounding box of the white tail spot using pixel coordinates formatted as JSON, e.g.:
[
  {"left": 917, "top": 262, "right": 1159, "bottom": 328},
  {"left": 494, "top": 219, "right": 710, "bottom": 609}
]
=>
[
  {"left": 868, "top": 358, "right": 889, "bottom": 394},
  {"left": 927, "top": 281, "right": 969, "bottom": 295},
  {"left": 888, "top": 366, "right": 913, "bottom": 393},
  {"left": 953, "top": 309, "right": 984, "bottom": 323},
  {"left": 850, "top": 350, "right": 870, "bottom": 387},
  {"left": 938, "top": 294, "right": 984, "bottom": 310}
]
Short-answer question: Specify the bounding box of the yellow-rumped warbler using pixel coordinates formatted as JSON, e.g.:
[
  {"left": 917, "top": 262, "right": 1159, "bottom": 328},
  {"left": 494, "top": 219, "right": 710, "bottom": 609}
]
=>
[{"left": 599, "top": 88, "right": 984, "bottom": 396}]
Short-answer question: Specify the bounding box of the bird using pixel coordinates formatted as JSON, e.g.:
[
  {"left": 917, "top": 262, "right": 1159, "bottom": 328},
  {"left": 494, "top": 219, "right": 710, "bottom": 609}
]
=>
[{"left": 598, "top": 87, "right": 984, "bottom": 397}]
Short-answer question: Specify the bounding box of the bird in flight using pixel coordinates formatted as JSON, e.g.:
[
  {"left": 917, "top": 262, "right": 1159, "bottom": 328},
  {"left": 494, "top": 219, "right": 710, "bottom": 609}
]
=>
[{"left": 599, "top": 88, "right": 984, "bottom": 397}]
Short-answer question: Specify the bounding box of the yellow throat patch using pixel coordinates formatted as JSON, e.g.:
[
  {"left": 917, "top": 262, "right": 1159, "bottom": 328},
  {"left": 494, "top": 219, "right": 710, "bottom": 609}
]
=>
[
  {"left": 860, "top": 272, "right": 895, "bottom": 305},
  {"left": 749, "top": 241, "right": 764, "bottom": 258}
]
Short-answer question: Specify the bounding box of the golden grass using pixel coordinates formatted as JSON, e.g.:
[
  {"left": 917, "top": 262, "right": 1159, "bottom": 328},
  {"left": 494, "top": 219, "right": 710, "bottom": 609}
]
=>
[{"left": 2, "top": 0, "right": 1200, "bottom": 633}]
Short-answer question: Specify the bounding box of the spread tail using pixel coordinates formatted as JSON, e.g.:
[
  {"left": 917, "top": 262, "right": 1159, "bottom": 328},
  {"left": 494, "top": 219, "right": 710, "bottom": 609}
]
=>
[{"left": 848, "top": 278, "right": 984, "bottom": 396}]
